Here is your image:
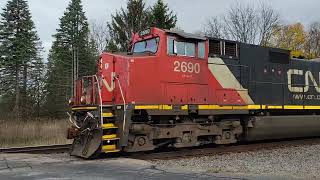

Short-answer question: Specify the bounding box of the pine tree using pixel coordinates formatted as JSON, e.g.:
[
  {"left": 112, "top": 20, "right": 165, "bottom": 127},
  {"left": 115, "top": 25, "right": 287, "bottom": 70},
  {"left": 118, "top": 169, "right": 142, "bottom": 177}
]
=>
[
  {"left": 105, "top": 40, "right": 119, "bottom": 52},
  {"left": 150, "top": 0, "right": 177, "bottom": 29},
  {"left": 28, "top": 54, "right": 45, "bottom": 117},
  {"left": 45, "top": 0, "right": 98, "bottom": 117},
  {"left": 0, "top": 0, "right": 44, "bottom": 119},
  {"left": 108, "top": 0, "right": 151, "bottom": 51}
]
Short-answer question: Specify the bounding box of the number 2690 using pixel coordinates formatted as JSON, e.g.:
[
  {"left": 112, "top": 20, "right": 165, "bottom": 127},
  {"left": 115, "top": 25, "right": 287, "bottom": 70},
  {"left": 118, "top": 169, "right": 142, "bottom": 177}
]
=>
[{"left": 174, "top": 61, "right": 200, "bottom": 73}]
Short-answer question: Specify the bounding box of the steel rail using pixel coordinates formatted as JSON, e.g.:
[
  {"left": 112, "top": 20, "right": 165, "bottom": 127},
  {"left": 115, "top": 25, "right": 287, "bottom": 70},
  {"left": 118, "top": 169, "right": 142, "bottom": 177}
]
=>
[
  {"left": 0, "top": 144, "right": 71, "bottom": 154},
  {"left": 2, "top": 138, "right": 320, "bottom": 159},
  {"left": 127, "top": 138, "right": 320, "bottom": 160}
]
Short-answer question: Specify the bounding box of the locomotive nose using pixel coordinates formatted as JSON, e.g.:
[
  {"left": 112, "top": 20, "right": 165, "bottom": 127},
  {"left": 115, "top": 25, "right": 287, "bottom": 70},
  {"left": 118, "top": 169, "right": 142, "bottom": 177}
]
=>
[
  {"left": 100, "top": 54, "right": 117, "bottom": 102},
  {"left": 99, "top": 53, "right": 130, "bottom": 103}
]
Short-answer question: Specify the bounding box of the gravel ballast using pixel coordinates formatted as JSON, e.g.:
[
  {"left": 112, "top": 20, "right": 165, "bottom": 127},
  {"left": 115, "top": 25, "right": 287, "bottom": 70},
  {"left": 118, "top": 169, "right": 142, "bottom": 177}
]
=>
[{"left": 153, "top": 144, "right": 320, "bottom": 179}]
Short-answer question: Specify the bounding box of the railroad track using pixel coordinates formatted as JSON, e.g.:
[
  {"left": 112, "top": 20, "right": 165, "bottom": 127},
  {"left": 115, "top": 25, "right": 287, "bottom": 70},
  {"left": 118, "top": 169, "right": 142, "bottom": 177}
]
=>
[
  {"left": 127, "top": 138, "right": 320, "bottom": 160},
  {"left": 1, "top": 138, "right": 320, "bottom": 159},
  {"left": 0, "top": 144, "right": 71, "bottom": 154}
]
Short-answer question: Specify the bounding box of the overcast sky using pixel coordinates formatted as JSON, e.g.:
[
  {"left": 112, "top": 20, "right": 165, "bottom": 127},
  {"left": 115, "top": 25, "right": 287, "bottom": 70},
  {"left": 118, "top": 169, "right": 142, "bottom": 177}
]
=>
[{"left": 0, "top": 0, "right": 319, "bottom": 59}]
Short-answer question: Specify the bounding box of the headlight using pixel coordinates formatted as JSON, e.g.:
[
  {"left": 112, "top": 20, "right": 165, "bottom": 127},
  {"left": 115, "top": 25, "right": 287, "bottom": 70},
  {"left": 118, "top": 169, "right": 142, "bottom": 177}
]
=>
[
  {"left": 69, "top": 98, "right": 74, "bottom": 105},
  {"left": 80, "top": 96, "right": 86, "bottom": 104}
]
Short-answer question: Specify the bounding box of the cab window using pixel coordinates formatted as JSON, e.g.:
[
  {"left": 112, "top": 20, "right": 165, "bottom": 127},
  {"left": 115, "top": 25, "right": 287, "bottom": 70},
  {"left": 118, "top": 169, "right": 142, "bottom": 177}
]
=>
[
  {"left": 168, "top": 36, "right": 196, "bottom": 57},
  {"left": 186, "top": 43, "right": 195, "bottom": 56},
  {"left": 167, "top": 37, "right": 174, "bottom": 54},
  {"left": 133, "top": 37, "right": 159, "bottom": 53},
  {"left": 198, "top": 42, "right": 205, "bottom": 58},
  {"left": 176, "top": 41, "right": 186, "bottom": 55}
]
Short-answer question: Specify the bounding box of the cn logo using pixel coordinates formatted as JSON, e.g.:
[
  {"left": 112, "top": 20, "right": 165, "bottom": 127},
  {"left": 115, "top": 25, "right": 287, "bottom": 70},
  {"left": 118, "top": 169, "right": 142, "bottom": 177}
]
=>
[
  {"left": 102, "top": 72, "right": 115, "bottom": 92},
  {"left": 105, "top": 63, "right": 109, "bottom": 70},
  {"left": 287, "top": 69, "right": 320, "bottom": 93}
]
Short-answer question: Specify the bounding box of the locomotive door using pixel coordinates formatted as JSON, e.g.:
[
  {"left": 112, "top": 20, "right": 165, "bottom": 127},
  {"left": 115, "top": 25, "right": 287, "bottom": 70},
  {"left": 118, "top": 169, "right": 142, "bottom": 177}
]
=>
[
  {"left": 239, "top": 64, "right": 251, "bottom": 104},
  {"left": 101, "top": 55, "right": 115, "bottom": 103},
  {"left": 271, "top": 64, "right": 285, "bottom": 105},
  {"left": 256, "top": 63, "right": 284, "bottom": 105},
  {"left": 162, "top": 37, "right": 209, "bottom": 105},
  {"left": 163, "top": 57, "right": 209, "bottom": 104}
]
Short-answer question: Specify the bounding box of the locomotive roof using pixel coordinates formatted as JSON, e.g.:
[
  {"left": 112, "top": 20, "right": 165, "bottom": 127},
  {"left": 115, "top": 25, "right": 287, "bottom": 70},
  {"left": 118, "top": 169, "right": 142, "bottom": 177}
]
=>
[
  {"left": 206, "top": 36, "right": 294, "bottom": 57},
  {"left": 310, "top": 58, "right": 320, "bottom": 62},
  {"left": 165, "top": 29, "right": 207, "bottom": 41},
  {"left": 164, "top": 29, "right": 291, "bottom": 56}
]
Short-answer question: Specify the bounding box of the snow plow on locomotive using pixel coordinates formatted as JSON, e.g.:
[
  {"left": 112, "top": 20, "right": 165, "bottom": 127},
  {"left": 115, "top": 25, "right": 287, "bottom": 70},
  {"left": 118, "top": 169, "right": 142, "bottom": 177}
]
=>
[{"left": 67, "top": 27, "right": 320, "bottom": 158}]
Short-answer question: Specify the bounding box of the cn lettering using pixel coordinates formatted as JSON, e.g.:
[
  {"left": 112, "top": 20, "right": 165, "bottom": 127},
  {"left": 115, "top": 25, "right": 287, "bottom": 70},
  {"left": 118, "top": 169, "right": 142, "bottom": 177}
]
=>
[{"left": 287, "top": 69, "right": 320, "bottom": 93}]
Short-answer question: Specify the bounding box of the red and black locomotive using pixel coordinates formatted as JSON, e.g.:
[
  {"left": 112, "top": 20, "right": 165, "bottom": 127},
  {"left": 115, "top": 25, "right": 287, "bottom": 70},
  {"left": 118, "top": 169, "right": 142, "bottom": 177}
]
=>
[{"left": 68, "top": 27, "right": 320, "bottom": 158}]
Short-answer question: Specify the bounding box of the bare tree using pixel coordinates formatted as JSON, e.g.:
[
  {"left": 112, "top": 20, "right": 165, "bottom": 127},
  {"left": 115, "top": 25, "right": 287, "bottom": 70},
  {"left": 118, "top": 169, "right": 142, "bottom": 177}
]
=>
[
  {"left": 202, "top": 2, "right": 281, "bottom": 45},
  {"left": 89, "top": 20, "right": 109, "bottom": 53},
  {"left": 305, "top": 22, "right": 320, "bottom": 58},
  {"left": 203, "top": 17, "right": 224, "bottom": 38},
  {"left": 223, "top": 3, "right": 257, "bottom": 44},
  {"left": 257, "top": 2, "right": 281, "bottom": 46}
]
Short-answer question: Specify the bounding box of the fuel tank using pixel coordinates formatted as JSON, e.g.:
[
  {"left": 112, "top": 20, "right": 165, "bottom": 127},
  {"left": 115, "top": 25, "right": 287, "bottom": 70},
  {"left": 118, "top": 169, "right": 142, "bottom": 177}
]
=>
[{"left": 246, "top": 115, "right": 320, "bottom": 141}]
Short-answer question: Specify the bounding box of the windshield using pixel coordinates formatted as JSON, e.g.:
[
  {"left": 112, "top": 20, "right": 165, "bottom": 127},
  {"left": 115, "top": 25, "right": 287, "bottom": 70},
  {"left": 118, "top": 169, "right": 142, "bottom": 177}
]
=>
[{"left": 133, "top": 37, "right": 159, "bottom": 53}]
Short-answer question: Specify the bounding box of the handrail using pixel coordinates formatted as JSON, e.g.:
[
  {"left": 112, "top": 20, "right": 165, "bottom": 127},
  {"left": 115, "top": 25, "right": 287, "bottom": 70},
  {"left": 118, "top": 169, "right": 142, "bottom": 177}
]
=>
[
  {"left": 67, "top": 112, "right": 80, "bottom": 129},
  {"left": 94, "top": 75, "right": 103, "bottom": 126},
  {"left": 114, "top": 75, "right": 127, "bottom": 134}
]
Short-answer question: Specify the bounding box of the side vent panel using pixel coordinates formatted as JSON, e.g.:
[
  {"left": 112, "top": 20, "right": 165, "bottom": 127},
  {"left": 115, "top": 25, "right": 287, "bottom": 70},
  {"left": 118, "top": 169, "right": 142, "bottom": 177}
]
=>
[
  {"left": 208, "top": 39, "right": 239, "bottom": 59},
  {"left": 269, "top": 50, "right": 290, "bottom": 64},
  {"left": 209, "top": 40, "right": 222, "bottom": 56},
  {"left": 225, "top": 42, "right": 238, "bottom": 57}
]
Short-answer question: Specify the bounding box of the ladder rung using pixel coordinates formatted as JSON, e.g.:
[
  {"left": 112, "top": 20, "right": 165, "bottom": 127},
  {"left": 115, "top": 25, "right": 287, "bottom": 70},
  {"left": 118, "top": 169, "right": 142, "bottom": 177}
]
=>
[
  {"left": 103, "top": 149, "right": 120, "bottom": 153},
  {"left": 102, "top": 134, "right": 118, "bottom": 140},
  {"left": 102, "top": 145, "right": 120, "bottom": 153},
  {"left": 102, "top": 123, "right": 118, "bottom": 129},
  {"left": 102, "top": 137, "right": 119, "bottom": 141},
  {"left": 102, "top": 112, "right": 113, "bottom": 117}
]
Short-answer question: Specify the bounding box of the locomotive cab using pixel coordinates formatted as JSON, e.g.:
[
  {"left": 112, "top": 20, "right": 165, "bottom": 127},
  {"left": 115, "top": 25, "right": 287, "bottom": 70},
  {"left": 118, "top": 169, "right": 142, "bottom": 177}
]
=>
[
  {"left": 98, "top": 28, "right": 211, "bottom": 105},
  {"left": 71, "top": 28, "right": 211, "bottom": 107}
]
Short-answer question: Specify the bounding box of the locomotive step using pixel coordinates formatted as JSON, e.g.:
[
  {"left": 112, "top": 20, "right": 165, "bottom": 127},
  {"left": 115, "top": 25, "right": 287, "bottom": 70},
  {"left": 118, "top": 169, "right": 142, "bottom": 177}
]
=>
[
  {"left": 102, "top": 144, "right": 120, "bottom": 153},
  {"left": 102, "top": 123, "right": 118, "bottom": 129},
  {"left": 102, "top": 134, "right": 118, "bottom": 140},
  {"left": 101, "top": 105, "right": 114, "bottom": 107},
  {"left": 102, "top": 112, "right": 114, "bottom": 117}
]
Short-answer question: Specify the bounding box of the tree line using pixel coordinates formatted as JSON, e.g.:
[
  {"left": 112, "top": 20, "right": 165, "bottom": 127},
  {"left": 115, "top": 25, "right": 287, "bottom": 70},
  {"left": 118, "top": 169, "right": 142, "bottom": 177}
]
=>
[
  {"left": 203, "top": 2, "right": 320, "bottom": 59},
  {"left": 0, "top": 0, "right": 319, "bottom": 120},
  {"left": 0, "top": 0, "right": 177, "bottom": 119}
]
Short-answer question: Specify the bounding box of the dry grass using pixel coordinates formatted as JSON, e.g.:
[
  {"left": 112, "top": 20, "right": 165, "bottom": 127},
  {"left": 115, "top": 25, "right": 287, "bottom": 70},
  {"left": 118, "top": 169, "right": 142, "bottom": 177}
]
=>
[{"left": 0, "top": 118, "right": 72, "bottom": 148}]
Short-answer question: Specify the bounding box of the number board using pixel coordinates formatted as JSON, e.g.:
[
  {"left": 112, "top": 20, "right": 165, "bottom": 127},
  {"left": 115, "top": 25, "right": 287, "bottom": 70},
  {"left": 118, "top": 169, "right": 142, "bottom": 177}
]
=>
[
  {"left": 174, "top": 61, "right": 200, "bottom": 74},
  {"left": 139, "top": 29, "right": 151, "bottom": 37}
]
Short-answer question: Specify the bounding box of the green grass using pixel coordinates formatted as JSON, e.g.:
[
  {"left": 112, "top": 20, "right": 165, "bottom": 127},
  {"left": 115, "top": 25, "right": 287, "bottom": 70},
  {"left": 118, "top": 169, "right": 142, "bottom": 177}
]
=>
[{"left": 0, "top": 119, "right": 72, "bottom": 148}]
